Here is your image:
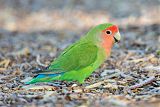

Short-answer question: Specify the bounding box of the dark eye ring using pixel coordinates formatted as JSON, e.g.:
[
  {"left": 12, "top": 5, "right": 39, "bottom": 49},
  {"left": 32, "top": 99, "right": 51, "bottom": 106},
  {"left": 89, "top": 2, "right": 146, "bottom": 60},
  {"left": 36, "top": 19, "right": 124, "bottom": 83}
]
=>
[{"left": 106, "top": 30, "right": 112, "bottom": 35}]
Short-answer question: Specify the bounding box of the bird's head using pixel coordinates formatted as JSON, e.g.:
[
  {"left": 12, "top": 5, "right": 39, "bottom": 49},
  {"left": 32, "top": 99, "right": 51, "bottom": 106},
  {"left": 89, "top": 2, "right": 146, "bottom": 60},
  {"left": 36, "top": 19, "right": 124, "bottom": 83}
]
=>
[
  {"left": 98, "top": 23, "right": 121, "bottom": 43},
  {"left": 86, "top": 23, "right": 121, "bottom": 54}
]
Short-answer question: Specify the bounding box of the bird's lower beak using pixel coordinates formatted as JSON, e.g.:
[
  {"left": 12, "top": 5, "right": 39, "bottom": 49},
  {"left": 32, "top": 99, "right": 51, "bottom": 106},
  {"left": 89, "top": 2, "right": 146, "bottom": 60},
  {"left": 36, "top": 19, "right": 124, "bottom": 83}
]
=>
[{"left": 114, "top": 31, "right": 121, "bottom": 43}]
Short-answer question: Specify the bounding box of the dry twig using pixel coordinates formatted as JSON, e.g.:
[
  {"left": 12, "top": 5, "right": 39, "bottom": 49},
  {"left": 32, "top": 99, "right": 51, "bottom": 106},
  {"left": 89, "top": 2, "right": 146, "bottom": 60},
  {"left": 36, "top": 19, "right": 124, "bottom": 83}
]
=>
[
  {"left": 129, "top": 54, "right": 154, "bottom": 63},
  {"left": 36, "top": 55, "right": 47, "bottom": 67},
  {"left": 85, "top": 80, "right": 108, "bottom": 89},
  {"left": 20, "top": 63, "right": 32, "bottom": 72},
  {"left": 0, "top": 59, "right": 10, "bottom": 68},
  {"left": 129, "top": 76, "right": 156, "bottom": 90},
  {"left": 144, "top": 65, "right": 160, "bottom": 72}
]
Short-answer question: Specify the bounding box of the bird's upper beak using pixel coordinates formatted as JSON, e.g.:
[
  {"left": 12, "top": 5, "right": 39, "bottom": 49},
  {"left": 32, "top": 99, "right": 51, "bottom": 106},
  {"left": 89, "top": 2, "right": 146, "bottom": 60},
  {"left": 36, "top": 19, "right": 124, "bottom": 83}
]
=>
[{"left": 114, "top": 31, "right": 121, "bottom": 43}]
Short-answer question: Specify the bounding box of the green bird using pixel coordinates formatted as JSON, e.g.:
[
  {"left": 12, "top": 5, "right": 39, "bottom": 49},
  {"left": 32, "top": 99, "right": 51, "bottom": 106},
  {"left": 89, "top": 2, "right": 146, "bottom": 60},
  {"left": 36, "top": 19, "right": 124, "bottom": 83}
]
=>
[{"left": 26, "top": 23, "right": 121, "bottom": 84}]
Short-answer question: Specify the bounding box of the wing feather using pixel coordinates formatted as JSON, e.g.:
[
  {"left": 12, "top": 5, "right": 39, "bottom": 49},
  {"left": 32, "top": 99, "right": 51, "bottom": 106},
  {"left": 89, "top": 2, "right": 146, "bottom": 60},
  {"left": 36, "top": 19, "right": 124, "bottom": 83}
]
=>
[{"left": 37, "top": 42, "right": 98, "bottom": 74}]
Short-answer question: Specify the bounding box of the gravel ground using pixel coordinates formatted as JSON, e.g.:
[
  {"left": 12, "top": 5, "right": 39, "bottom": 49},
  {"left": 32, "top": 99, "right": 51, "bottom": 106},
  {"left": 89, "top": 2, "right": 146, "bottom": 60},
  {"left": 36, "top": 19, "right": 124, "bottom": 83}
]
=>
[{"left": 0, "top": 0, "right": 160, "bottom": 107}]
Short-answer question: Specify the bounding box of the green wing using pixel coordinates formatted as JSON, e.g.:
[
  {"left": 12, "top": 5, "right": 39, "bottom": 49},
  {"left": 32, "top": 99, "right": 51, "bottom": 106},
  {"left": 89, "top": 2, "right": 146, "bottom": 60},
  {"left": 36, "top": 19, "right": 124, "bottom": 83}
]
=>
[{"left": 38, "top": 42, "right": 98, "bottom": 74}]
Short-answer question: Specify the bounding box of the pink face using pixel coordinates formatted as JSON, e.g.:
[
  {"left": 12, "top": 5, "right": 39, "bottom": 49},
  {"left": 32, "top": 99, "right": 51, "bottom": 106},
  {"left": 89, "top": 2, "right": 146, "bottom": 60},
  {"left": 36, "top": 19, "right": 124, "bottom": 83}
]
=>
[
  {"left": 101, "top": 25, "right": 120, "bottom": 55},
  {"left": 102, "top": 25, "right": 119, "bottom": 42}
]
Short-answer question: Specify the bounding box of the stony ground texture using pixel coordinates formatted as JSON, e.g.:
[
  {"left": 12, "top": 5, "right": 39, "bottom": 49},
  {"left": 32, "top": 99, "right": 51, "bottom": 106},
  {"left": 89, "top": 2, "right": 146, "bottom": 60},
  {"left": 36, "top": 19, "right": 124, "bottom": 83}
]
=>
[{"left": 0, "top": 0, "right": 160, "bottom": 107}]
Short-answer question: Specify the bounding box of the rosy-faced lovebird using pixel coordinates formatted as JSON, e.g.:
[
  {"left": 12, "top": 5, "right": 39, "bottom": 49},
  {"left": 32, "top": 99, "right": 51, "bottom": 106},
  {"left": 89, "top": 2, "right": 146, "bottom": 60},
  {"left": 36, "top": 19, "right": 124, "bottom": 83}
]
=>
[{"left": 26, "top": 23, "right": 121, "bottom": 84}]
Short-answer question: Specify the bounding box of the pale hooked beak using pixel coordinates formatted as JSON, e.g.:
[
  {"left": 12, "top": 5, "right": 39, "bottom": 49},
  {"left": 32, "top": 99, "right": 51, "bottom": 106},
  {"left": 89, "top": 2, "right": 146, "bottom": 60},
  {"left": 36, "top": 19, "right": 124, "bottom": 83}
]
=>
[{"left": 114, "top": 31, "right": 121, "bottom": 43}]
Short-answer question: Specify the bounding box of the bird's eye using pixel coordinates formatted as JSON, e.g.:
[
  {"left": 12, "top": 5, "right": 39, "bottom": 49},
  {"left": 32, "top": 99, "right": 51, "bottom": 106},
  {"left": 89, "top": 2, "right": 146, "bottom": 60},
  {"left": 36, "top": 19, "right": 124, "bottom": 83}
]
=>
[{"left": 106, "top": 30, "right": 112, "bottom": 35}]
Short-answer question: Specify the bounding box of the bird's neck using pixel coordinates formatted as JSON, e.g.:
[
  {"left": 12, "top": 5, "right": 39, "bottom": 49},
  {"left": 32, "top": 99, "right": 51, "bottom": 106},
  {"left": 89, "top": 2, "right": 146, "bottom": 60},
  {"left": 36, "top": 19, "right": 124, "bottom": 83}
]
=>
[{"left": 101, "top": 39, "right": 114, "bottom": 56}]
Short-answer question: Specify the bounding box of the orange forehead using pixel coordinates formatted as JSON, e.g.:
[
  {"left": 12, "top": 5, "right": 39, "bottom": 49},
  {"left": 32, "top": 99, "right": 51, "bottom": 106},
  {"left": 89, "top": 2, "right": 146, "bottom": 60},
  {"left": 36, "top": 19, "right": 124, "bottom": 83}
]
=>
[{"left": 103, "top": 25, "right": 118, "bottom": 32}]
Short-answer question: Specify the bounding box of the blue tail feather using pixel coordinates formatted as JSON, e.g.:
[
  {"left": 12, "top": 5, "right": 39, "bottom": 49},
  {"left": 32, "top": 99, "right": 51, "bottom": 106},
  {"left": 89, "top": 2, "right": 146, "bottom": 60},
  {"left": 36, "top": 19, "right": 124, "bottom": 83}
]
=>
[{"left": 25, "top": 72, "right": 65, "bottom": 84}]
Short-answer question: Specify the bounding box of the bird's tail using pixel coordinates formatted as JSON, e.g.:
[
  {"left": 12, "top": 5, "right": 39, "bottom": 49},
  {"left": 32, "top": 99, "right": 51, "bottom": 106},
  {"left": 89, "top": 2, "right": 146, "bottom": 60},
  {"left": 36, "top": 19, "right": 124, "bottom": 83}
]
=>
[{"left": 25, "top": 73, "right": 64, "bottom": 84}]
